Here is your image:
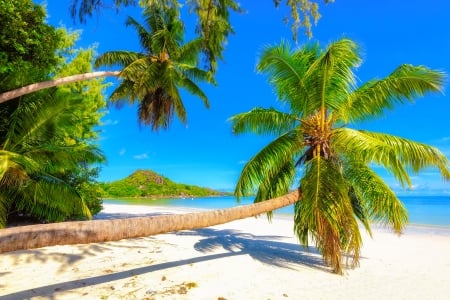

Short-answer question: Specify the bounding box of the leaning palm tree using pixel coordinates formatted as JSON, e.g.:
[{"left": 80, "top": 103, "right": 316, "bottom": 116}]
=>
[
  {"left": 94, "top": 5, "right": 214, "bottom": 130},
  {"left": 229, "top": 38, "right": 450, "bottom": 273}
]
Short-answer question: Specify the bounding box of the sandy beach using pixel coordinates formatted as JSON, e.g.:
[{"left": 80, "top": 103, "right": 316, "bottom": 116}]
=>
[{"left": 1, "top": 203, "right": 450, "bottom": 300}]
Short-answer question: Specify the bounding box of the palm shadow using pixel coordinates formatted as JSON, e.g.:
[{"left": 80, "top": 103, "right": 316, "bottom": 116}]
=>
[
  {"left": 177, "top": 228, "right": 327, "bottom": 271},
  {"left": 1, "top": 221, "right": 331, "bottom": 299}
]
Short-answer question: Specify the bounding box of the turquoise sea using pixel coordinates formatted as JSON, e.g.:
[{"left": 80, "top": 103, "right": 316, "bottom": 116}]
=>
[{"left": 104, "top": 195, "right": 450, "bottom": 228}]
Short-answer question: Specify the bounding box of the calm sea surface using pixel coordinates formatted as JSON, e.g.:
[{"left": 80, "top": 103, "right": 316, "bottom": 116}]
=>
[{"left": 103, "top": 195, "right": 450, "bottom": 227}]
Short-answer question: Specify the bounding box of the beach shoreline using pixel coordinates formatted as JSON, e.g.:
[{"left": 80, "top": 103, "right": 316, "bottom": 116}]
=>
[{"left": 1, "top": 203, "right": 450, "bottom": 299}]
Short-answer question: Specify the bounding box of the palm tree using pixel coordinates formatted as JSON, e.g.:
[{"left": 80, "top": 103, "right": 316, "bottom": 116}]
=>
[
  {"left": 0, "top": 5, "right": 215, "bottom": 132},
  {"left": 94, "top": 5, "right": 214, "bottom": 130},
  {"left": 228, "top": 38, "right": 449, "bottom": 273},
  {"left": 0, "top": 89, "right": 104, "bottom": 228}
]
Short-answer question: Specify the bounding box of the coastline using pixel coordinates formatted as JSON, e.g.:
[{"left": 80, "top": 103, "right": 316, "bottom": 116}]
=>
[{"left": 1, "top": 203, "right": 450, "bottom": 299}]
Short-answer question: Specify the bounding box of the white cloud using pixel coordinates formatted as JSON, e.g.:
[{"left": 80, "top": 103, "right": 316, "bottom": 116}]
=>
[
  {"left": 133, "top": 153, "right": 149, "bottom": 160},
  {"left": 119, "top": 148, "right": 126, "bottom": 156}
]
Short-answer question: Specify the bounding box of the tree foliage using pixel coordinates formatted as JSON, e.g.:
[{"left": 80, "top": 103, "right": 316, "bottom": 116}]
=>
[
  {"left": 69, "top": 0, "right": 334, "bottom": 71},
  {"left": 94, "top": 4, "right": 215, "bottom": 130},
  {"left": 0, "top": 1, "right": 107, "bottom": 227},
  {"left": 230, "top": 38, "right": 449, "bottom": 274},
  {"left": 0, "top": 0, "right": 63, "bottom": 92},
  {"left": 99, "top": 169, "right": 226, "bottom": 198}
]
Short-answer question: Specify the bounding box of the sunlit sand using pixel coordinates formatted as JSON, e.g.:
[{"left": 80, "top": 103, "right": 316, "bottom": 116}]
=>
[{"left": 1, "top": 203, "right": 450, "bottom": 299}]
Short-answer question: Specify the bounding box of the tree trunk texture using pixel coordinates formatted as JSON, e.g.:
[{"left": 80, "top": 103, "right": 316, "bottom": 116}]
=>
[
  {"left": 0, "top": 191, "right": 300, "bottom": 253},
  {"left": 0, "top": 71, "right": 121, "bottom": 103}
]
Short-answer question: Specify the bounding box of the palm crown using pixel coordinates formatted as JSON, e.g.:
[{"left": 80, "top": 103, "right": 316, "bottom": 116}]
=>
[
  {"left": 230, "top": 38, "right": 449, "bottom": 273},
  {"left": 94, "top": 5, "right": 215, "bottom": 131}
]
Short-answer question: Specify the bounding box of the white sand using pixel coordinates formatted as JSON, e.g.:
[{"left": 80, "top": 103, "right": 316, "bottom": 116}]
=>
[{"left": 1, "top": 203, "right": 450, "bottom": 300}]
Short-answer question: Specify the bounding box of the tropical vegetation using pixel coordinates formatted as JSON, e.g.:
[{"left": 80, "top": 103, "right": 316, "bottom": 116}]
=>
[
  {"left": 94, "top": 4, "right": 215, "bottom": 130},
  {"left": 0, "top": 0, "right": 62, "bottom": 94},
  {"left": 99, "top": 169, "right": 228, "bottom": 198},
  {"left": 0, "top": 0, "right": 107, "bottom": 227},
  {"left": 0, "top": 0, "right": 334, "bottom": 103},
  {"left": 70, "top": 0, "right": 332, "bottom": 57},
  {"left": 229, "top": 38, "right": 449, "bottom": 273}
]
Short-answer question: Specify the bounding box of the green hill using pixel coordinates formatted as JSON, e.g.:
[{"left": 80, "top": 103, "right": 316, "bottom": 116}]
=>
[{"left": 98, "top": 169, "right": 229, "bottom": 198}]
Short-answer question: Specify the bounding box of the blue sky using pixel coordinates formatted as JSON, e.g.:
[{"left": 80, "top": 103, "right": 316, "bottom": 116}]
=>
[{"left": 43, "top": 1, "right": 450, "bottom": 195}]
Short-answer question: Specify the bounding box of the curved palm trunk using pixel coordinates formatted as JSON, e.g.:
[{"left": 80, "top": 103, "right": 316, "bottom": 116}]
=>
[
  {"left": 0, "top": 71, "right": 121, "bottom": 104},
  {"left": 0, "top": 190, "right": 300, "bottom": 253}
]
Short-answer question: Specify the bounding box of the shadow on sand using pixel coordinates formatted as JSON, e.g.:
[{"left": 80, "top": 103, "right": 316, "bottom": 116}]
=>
[
  {"left": 178, "top": 228, "right": 326, "bottom": 271},
  {"left": 2, "top": 224, "right": 328, "bottom": 299}
]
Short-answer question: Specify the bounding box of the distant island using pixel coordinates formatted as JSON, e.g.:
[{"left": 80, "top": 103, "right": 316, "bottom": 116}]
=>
[{"left": 98, "top": 169, "right": 231, "bottom": 198}]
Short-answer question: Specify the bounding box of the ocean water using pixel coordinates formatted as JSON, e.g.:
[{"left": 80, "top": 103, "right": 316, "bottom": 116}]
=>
[{"left": 103, "top": 195, "right": 450, "bottom": 228}]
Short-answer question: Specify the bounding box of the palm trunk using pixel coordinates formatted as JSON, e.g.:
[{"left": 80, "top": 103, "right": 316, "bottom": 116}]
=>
[
  {"left": 0, "top": 71, "right": 121, "bottom": 104},
  {"left": 0, "top": 190, "right": 300, "bottom": 253}
]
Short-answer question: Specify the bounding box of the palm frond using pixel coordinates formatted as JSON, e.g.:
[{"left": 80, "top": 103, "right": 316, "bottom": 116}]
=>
[
  {"left": 108, "top": 79, "right": 136, "bottom": 104},
  {"left": 334, "top": 128, "right": 450, "bottom": 186},
  {"left": 257, "top": 40, "right": 318, "bottom": 114},
  {"left": 166, "top": 80, "right": 187, "bottom": 125},
  {"left": 28, "top": 144, "right": 105, "bottom": 174},
  {"left": 178, "top": 76, "right": 210, "bottom": 108},
  {"left": 177, "top": 38, "right": 204, "bottom": 65},
  {"left": 296, "top": 157, "right": 361, "bottom": 274},
  {"left": 364, "top": 131, "right": 450, "bottom": 177},
  {"left": 125, "top": 15, "right": 154, "bottom": 52},
  {"left": 229, "top": 108, "right": 299, "bottom": 136},
  {"left": 116, "top": 57, "right": 149, "bottom": 82},
  {"left": 343, "top": 159, "right": 408, "bottom": 233},
  {"left": 5, "top": 91, "right": 73, "bottom": 151},
  {"left": 333, "top": 128, "right": 411, "bottom": 187},
  {"left": 132, "top": 62, "right": 162, "bottom": 94},
  {"left": 0, "top": 194, "right": 11, "bottom": 227},
  {"left": 303, "top": 38, "right": 360, "bottom": 113},
  {"left": 145, "top": 5, "right": 183, "bottom": 52},
  {"left": 340, "top": 64, "right": 446, "bottom": 122},
  {"left": 235, "top": 131, "right": 302, "bottom": 198},
  {"left": 348, "top": 188, "right": 372, "bottom": 236},
  {"left": 0, "top": 152, "right": 36, "bottom": 186},
  {"left": 15, "top": 177, "right": 91, "bottom": 222},
  {"left": 254, "top": 159, "right": 296, "bottom": 220},
  {"left": 176, "top": 64, "right": 215, "bottom": 86},
  {"left": 94, "top": 51, "right": 143, "bottom": 69}
]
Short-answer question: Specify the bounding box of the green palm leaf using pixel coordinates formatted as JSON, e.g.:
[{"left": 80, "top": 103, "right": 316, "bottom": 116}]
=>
[
  {"left": 94, "top": 51, "right": 143, "bottom": 69},
  {"left": 16, "top": 178, "right": 91, "bottom": 222},
  {"left": 303, "top": 38, "right": 360, "bottom": 113},
  {"left": 343, "top": 159, "right": 408, "bottom": 233},
  {"left": 333, "top": 128, "right": 450, "bottom": 186},
  {"left": 257, "top": 40, "right": 318, "bottom": 115},
  {"left": 254, "top": 159, "right": 296, "bottom": 220},
  {"left": 296, "top": 157, "right": 361, "bottom": 273},
  {"left": 235, "top": 131, "right": 302, "bottom": 198},
  {"left": 340, "top": 64, "right": 445, "bottom": 123},
  {"left": 229, "top": 107, "right": 299, "bottom": 136}
]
